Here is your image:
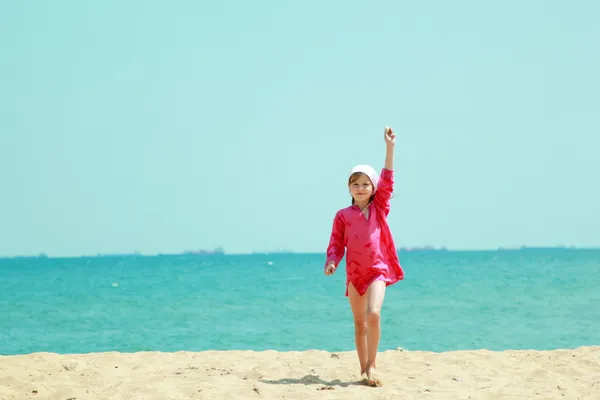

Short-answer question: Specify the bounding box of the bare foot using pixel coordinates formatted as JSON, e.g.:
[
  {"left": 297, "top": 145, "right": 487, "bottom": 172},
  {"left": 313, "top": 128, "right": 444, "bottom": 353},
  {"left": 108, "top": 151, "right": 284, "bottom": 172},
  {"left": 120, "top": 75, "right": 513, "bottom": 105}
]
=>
[
  {"left": 367, "top": 367, "right": 383, "bottom": 387},
  {"left": 360, "top": 371, "right": 368, "bottom": 384}
]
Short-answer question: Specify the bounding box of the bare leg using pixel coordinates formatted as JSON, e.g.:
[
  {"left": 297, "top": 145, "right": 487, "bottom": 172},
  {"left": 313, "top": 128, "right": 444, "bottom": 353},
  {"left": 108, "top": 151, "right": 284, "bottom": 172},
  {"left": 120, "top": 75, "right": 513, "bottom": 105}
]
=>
[
  {"left": 347, "top": 282, "right": 368, "bottom": 377},
  {"left": 366, "top": 280, "right": 386, "bottom": 386}
]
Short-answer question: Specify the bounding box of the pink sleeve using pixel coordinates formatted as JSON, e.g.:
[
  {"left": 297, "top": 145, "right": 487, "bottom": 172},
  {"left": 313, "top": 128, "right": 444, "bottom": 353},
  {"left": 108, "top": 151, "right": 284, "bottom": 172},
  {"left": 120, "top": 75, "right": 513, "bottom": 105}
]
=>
[
  {"left": 374, "top": 168, "right": 394, "bottom": 216},
  {"left": 325, "top": 211, "right": 345, "bottom": 266}
]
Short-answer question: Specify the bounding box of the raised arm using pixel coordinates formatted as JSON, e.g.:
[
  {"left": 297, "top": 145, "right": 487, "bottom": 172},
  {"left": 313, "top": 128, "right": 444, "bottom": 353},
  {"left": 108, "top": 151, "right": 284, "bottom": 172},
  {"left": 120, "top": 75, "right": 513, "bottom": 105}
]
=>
[
  {"left": 375, "top": 127, "right": 396, "bottom": 215},
  {"left": 384, "top": 126, "right": 395, "bottom": 170}
]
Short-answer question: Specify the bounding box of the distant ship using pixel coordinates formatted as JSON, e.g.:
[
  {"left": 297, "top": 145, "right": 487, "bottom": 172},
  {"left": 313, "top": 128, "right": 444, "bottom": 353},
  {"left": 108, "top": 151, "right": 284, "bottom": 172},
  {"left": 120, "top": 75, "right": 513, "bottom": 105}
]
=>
[
  {"left": 498, "top": 245, "right": 577, "bottom": 251},
  {"left": 184, "top": 246, "right": 225, "bottom": 255}
]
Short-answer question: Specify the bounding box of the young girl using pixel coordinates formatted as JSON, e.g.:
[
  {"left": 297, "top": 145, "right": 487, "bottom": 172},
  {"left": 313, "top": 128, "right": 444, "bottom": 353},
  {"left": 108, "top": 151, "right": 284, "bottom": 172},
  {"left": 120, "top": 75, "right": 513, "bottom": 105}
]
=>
[{"left": 324, "top": 126, "right": 404, "bottom": 387}]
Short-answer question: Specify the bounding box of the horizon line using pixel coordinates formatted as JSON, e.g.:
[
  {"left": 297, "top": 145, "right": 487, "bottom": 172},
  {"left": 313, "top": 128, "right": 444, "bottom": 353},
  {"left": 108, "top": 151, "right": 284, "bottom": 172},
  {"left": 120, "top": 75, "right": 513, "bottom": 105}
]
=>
[{"left": 2, "top": 245, "right": 600, "bottom": 260}]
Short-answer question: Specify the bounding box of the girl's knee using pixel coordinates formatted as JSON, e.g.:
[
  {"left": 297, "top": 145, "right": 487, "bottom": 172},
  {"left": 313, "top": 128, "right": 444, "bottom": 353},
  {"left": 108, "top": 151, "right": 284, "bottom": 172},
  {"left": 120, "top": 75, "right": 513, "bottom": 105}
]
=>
[
  {"left": 366, "top": 308, "right": 381, "bottom": 325},
  {"left": 353, "top": 318, "right": 367, "bottom": 333}
]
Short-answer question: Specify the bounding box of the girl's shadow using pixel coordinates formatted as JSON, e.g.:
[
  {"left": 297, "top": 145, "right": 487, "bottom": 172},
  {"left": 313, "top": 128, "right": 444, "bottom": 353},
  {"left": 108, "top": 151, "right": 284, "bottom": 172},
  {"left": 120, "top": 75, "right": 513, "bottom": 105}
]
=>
[{"left": 260, "top": 374, "right": 365, "bottom": 387}]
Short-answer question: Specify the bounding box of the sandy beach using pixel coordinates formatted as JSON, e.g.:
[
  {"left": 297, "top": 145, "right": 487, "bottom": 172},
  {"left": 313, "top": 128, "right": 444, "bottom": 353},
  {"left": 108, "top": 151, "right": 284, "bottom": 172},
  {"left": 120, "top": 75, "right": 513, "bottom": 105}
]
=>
[{"left": 1, "top": 346, "right": 599, "bottom": 400}]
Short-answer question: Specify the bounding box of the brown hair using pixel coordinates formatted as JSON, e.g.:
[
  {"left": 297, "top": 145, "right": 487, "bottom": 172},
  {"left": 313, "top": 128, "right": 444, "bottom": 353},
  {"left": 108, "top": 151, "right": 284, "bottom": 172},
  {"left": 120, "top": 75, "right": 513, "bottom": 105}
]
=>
[{"left": 348, "top": 172, "right": 375, "bottom": 205}]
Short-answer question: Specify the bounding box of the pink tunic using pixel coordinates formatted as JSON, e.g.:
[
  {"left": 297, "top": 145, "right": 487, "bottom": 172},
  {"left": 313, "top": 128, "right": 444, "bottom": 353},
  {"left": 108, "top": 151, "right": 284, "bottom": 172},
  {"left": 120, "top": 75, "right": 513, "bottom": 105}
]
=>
[{"left": 325, "top": 168, "right": 404, "bottom": 296}]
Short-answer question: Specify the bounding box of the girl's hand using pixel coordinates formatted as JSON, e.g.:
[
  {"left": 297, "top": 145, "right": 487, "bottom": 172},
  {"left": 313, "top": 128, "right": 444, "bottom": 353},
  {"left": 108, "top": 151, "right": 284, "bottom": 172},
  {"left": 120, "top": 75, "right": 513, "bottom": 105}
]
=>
[
  {"left": 384, "top": 126, "right": 395, "bottom": 145},
  {"left": 325, "top": 262, "right": 337, "bottom": 276}
]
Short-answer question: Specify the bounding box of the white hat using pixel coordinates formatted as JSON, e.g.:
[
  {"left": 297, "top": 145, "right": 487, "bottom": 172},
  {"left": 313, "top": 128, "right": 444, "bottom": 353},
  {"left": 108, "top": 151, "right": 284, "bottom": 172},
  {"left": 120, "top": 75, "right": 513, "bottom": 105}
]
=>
[{"left": 349, "top": 165, "right": 379, "bottom": 192}]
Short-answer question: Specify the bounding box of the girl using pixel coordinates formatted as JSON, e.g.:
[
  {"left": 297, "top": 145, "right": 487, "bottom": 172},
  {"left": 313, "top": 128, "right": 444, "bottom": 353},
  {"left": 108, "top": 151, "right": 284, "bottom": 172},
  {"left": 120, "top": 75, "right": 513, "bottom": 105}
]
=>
[{"left": 324, "top": 126, "right": 404, "bottom": 387}]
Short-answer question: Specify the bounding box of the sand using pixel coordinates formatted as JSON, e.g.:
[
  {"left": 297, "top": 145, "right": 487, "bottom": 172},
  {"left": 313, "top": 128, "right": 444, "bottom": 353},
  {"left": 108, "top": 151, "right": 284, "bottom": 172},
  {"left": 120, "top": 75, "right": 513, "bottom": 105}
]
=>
[{"left": 1, "top": 346, "right": 599, "bottom": 400}]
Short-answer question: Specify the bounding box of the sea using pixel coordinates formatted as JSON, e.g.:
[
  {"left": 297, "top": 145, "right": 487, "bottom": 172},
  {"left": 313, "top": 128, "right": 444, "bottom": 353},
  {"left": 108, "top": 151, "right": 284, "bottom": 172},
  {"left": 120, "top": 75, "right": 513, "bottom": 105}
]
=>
[{"left": 1, "top": 249, "right": 599, "bottom": 356}]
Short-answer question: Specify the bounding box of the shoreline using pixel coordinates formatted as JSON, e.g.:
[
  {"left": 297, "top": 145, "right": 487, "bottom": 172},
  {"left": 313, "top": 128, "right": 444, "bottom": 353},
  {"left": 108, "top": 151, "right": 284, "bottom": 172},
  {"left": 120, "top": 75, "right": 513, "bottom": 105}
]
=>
[
  {"left": 2, "top": 343, "right": 599, "bottom": 357},
  {"left": 2, "top": 346, "right": 598, "bottom": 399}
]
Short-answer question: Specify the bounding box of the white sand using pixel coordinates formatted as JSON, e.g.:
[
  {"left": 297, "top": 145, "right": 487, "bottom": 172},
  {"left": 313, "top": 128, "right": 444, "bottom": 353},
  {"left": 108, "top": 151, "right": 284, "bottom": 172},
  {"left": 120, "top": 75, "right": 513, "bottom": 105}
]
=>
[{"left": 1, "top": 346, "right": 599, "bottom": 399}]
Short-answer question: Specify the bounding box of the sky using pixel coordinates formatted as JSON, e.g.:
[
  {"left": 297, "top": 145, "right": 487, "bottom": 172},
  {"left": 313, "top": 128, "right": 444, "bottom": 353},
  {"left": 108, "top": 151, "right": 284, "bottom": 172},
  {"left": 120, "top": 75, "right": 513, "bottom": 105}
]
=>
[{"left": 1, "top": 1, "right": 599, "bottom": 257}]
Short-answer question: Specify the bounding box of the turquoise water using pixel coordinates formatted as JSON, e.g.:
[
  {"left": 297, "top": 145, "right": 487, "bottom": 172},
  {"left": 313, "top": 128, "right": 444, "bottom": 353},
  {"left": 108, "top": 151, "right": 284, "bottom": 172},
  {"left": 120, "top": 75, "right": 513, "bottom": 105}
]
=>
[{"left": 1, "top": 250, "right": 599, "bottom": 355}]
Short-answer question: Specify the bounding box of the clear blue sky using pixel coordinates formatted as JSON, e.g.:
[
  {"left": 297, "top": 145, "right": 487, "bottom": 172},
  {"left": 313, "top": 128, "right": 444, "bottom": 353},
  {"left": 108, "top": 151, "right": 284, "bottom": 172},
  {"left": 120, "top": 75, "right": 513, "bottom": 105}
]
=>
[{"left": 1, "top": 1, "right": 598, "bottom": 257}]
